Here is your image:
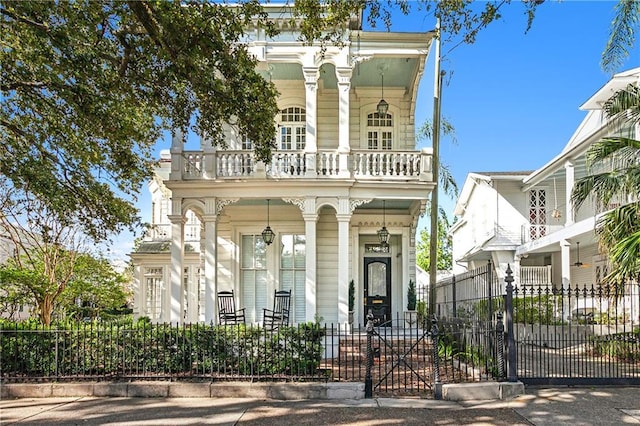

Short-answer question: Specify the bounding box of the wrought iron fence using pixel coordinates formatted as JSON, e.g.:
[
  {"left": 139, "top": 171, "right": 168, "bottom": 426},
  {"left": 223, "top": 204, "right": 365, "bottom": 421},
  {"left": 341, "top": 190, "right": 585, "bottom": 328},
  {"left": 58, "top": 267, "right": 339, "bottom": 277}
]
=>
[
  {"left": 0, "top": 321, "right": 327, "bottom": 382},
  {"left": 433, "top": 261, "right": 505, "bottom": 382},
  {"left": 510, "top": 280, "right": 640, "bottom": 385}
]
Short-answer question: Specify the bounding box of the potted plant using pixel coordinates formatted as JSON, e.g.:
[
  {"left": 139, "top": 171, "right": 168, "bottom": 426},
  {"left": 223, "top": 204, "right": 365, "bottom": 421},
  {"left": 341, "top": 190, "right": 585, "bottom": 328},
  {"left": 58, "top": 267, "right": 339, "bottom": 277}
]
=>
[
  {"left": 416, "top": 300, "right": 427, "bottom": 329},
  {"left": 405, "top": 279, "right": 417, "bottom": 326},
  {"left": 348, "top": 279, "right": 355, "bottom": 325}
]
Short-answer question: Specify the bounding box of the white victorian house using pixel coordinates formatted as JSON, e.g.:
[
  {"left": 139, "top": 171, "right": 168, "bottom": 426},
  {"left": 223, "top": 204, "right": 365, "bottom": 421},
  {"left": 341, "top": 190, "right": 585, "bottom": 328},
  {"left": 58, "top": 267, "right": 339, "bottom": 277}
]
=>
[
  {"left": 130, "top": 6, "right": 436, "bottom": 326},
  {"left": 450, "top": 67, "right": 639, "bottom": 291}
]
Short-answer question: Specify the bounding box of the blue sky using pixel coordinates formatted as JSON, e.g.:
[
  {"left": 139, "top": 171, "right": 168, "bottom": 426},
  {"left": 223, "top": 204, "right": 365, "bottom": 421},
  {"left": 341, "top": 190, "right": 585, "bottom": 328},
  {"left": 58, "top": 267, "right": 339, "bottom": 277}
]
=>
[
  {"left": 406, "top": 0, "right": 639, "bottom": 216},
  {"left": 108, "top": 1, "right": 639, "bottom": 261}
]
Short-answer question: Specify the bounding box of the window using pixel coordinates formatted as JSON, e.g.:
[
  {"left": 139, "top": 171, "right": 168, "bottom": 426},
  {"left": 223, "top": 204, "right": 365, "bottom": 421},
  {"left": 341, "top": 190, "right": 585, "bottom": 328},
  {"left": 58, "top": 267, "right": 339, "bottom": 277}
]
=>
[
  {"left": 279, "top": 107, "right": 306, "bottom": 150},
  {"left": 280, "top": 234, "right": 306, "bottom": 322},
  {"left": 529, "top": 189, "right": 547, "bottom": 240},
  {"left": 367, "top": 112, "right": 392, "bottom": 150},
  {"left": 144, "top": 267, "right": 164, "bottom": 320},
  {"left": 241, "top": 235, "right": 268, "bottom": 322},
  {"left": 241, "top": 136, "right": 253, "bottom": 150}
]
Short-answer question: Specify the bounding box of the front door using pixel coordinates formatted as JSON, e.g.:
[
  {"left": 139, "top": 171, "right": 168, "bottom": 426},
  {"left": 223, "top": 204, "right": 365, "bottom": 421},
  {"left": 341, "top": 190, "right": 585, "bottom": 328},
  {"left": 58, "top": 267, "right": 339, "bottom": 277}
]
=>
[{"left": 364, "top": 257, "right": 391, "bottom": 326}]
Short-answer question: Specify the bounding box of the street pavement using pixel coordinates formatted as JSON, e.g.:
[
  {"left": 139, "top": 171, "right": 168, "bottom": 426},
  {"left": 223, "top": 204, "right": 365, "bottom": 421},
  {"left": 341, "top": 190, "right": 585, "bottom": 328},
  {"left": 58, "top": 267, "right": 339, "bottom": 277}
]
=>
[{"left": 1, "top": 386, "right": 639, "bottom": 425}]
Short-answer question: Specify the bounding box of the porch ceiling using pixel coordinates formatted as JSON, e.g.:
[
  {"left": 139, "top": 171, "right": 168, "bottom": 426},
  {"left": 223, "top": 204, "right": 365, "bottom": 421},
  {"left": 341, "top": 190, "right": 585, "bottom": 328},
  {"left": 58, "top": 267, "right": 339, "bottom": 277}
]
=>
[{"left": 259, "top": 57, "right": 420, "bottom": 93}]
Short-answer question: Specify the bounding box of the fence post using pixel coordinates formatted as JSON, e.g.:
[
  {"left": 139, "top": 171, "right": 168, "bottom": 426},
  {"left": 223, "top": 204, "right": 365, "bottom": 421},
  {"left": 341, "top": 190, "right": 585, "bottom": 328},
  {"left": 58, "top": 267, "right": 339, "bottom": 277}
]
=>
[
  {"left": 364, "top": 309, "right": 374, "bottom": 398},
  {"left": 496, "top": 311, "right": 505, "bottom": 380},
  {"left": 504, "top": 264, "right": 517, "bottom": 382},
  {"left": 431, "top": 315, "right": 442, "bottom": 399}
]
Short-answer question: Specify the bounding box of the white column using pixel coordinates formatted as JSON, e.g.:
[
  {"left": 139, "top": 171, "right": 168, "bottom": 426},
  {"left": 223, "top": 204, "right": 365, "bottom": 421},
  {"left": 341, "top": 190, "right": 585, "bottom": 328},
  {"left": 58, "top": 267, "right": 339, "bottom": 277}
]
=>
[
  {"left": 336, "top": 199, "right": 352, "bottom": 325},
  {"left": 564, "top": 160, "right": 575, "bottom": 226},
  {"left": 168, "top": 203, "right": 185, "bottom": 324},
  {"left": 336, "top": 67, "right": 352, "bottom": 177},
  {"left": 560, "top": 239, "right": 571, "bottom": 290},
  {"left": 303, "top": 210, "right": 318, "bottom": 323},
  {"left": 202, "top": 214, "right": 217, "bottom": 324},
  {"left": 303, "top": 67, "right": 319, "bottom": 176}
]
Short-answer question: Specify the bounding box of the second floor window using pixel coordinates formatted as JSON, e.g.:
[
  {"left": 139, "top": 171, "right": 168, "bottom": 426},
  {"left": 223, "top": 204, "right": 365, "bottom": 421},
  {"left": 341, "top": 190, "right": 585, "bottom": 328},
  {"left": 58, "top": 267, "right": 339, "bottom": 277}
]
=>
[
  {"left": 242, "top": 136, "right": 253, "bottom": 150},
  {"left": 279, "top": 107, "right": 306, "bottom": 150},
  {"left": 367, "top": 112, "right": 392, "bottom": 150}
]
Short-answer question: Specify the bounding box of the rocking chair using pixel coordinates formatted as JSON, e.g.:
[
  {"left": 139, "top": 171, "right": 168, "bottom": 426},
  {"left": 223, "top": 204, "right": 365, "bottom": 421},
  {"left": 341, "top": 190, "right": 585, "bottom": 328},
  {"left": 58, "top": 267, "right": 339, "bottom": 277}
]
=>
[
  {"left": 217, "top": 290, "right": 245, "bottom": 325},
  {"left": 263, "top": 289, "right": 291, "bottom": 330}
]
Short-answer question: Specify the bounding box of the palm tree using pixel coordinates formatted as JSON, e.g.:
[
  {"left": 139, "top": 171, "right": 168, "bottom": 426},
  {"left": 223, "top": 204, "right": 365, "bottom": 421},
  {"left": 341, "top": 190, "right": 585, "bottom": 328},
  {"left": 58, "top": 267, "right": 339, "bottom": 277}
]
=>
[
  {"left": 571, "top": 83, "right": 640, "bottom": 283},
  {"left": 601, "top": 0, "right": 640, "bottom": 74}
]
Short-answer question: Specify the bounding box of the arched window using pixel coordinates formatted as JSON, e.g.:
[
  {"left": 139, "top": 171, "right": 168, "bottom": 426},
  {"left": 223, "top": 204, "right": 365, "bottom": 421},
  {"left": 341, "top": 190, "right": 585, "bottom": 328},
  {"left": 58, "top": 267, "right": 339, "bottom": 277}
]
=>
[
  {"left": 279, "top": 107, "right": 306, "bottom": 150},
  {"left": 367, "top": 112, "right": 392, "bottom": 150}
]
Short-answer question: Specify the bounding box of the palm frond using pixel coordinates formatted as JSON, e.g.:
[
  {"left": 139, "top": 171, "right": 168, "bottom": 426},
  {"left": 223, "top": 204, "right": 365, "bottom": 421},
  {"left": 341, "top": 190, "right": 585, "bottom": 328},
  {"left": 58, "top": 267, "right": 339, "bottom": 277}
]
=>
[
  {"left": 602, "top": 84, "right": 640, "bottom": 123},
  {"left": 585, "top": 137, "right": 640, "bottom": 168},
  {"left": 439, "top": 162, "right": 459, "bottom": 198},
  {"left": 601, "top": 0, "right": 640, "bottom": 73},
  {"left": 417, "top": 116, "right": 457, "bottom": 144},
  {"left": 607, "top": 230, "right": 640, "bottom": 282},
  {"left": 572, "top": 171, "right": 630, "bottom": 211}
]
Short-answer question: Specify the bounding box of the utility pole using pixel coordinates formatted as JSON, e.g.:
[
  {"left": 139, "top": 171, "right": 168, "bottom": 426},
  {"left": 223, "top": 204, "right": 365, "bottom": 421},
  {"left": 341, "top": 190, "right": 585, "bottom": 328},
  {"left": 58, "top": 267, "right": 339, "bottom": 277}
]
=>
[{"left": 428, "top": 19, "right": 442, "bottom": 317}]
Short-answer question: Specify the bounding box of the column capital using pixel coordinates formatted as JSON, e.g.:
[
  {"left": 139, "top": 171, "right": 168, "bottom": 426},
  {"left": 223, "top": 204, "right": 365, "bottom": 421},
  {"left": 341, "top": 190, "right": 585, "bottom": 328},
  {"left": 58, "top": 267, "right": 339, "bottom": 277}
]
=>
[
  {"left": 201, "top": 215, "right": 217, "bottom": 223},
  {"left": 302, "top": 213, "right": 319, "bottom": 222},
  {"left": 336, "top": 66, "right": 352, "bottom": 91},
  {"left": 167, "top": 214, "right": 186, "bottom": 225},
  {"left": 303, "top": 67, "right": 319, "bottom": 91}
]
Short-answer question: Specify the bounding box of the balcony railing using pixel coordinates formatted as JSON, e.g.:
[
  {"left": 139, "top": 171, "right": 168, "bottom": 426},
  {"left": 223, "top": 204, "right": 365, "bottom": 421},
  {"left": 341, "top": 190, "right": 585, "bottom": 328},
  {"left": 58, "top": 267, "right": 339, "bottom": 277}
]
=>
[
  {"left": 176, "top": 148, "right": 432, "bottom": 181},
  {"left": 520, "top": 265, "right": 552, "bottom": 286}
]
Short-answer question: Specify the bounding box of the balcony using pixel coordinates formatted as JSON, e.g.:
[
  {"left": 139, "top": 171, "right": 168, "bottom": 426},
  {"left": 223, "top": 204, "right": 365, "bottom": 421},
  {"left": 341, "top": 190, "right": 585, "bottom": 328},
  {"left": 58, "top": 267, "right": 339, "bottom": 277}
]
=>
[
  {"left": 173, "top": 149, "right": 433, "bottom": 182},
  {"left": 519, "top": 265, "right": 552, "bottom": 286}
]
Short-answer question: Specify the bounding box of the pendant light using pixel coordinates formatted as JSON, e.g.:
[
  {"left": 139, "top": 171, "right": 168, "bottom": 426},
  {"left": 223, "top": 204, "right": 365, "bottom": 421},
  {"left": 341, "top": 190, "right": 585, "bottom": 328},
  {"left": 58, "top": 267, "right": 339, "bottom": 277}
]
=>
[
  {"left": 376, "top": 73, "right": 389, "bottom": 116},
  {"left": 262, "top": 199, "right": 274, "bottom": 245},
  {"left": 377, "top": 200, "right": 389, "bottom": 247}
]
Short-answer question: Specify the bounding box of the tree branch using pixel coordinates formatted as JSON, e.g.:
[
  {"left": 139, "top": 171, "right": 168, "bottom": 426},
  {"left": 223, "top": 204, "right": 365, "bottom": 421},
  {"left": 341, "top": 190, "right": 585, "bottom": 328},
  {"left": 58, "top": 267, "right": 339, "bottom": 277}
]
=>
[
  {"left": 0, "top": 7, "right": 50, "bottom": 32},
  {"left": 1, "top": 81, "right": 48, "bottom": 91}
]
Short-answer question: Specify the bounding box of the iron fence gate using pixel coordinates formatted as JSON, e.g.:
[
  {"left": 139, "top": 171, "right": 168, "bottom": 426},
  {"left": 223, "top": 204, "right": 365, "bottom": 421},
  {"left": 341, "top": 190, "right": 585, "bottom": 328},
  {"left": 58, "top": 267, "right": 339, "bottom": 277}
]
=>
[{"left": 367, "top": 318, "right": 435, "bottom": 397}]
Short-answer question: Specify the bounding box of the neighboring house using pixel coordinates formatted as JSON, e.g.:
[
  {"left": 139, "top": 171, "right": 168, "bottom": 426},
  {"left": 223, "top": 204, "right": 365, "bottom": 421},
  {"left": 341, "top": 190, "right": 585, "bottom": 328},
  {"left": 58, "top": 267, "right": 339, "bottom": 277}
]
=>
[
  {"left": 450, "top": 67, "right": 639, "bottom": 294},
  {"left": 130, "top": 6, "right": 436, "bottom": 326}
]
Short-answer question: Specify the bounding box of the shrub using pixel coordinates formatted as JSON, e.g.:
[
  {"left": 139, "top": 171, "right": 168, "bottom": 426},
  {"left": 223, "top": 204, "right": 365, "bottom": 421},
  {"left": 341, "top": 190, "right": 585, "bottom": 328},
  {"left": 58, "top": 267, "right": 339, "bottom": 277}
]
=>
[{"left": 0, "top": 320, "right": 326, "bottom": 380}]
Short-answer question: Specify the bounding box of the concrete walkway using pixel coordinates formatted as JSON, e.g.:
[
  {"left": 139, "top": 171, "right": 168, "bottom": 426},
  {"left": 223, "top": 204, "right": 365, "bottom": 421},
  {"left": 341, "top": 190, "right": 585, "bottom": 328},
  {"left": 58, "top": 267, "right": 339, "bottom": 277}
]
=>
[{"left": 2, "top": 386, "right": 639, "bottom": 425}]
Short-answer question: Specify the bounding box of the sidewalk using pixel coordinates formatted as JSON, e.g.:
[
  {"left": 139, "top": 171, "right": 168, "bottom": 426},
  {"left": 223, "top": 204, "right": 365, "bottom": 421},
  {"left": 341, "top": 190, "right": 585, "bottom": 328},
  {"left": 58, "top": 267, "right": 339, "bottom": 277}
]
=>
[{"left": 2, "top": 386, "right": 639, "bottom": 425}]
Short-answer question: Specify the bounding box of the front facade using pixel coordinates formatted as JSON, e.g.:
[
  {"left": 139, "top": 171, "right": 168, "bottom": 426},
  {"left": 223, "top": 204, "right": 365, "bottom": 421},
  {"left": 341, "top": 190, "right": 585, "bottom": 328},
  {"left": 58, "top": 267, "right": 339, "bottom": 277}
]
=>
[
  {"left": 450, "top": 67, "right": 639, "bottom": 292},
  {"left": 131, "top": 6, "right": 435, "bottom": 326}
]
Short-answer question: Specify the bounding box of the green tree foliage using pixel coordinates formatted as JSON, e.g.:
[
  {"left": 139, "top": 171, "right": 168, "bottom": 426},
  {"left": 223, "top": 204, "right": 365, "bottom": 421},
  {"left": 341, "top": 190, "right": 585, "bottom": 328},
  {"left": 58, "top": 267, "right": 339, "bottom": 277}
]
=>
[
  {"left": 56, "top": 254, "right": 130, "bottom": 320},
  {"left": 2, "top": 0, "right": 634, "bottom": 247},
  {"left": 571, "top": 84, "right": 640, "bottom": 283},
  {"left": 416, "top": 211, "right": 453, "bottom": 272},
  {"left": 1, "top": 1, "right": 279, "bottom": 241},
  {"left": 294, "top": 0, "right": 543, "bottom": 47},
  {"left": 0, "top": 184, "right": 128, "bottom": 324}
]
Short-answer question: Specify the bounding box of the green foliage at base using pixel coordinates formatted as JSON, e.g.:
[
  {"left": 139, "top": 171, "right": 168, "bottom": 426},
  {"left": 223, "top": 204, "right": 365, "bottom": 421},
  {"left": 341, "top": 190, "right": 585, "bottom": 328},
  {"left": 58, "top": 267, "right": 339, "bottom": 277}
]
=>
[
  {"left": 0, "top": 319, "right": 325, "bottom": 379},
  {"left": 588, "top": 331, "right": 640, "bottom": 363}
]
